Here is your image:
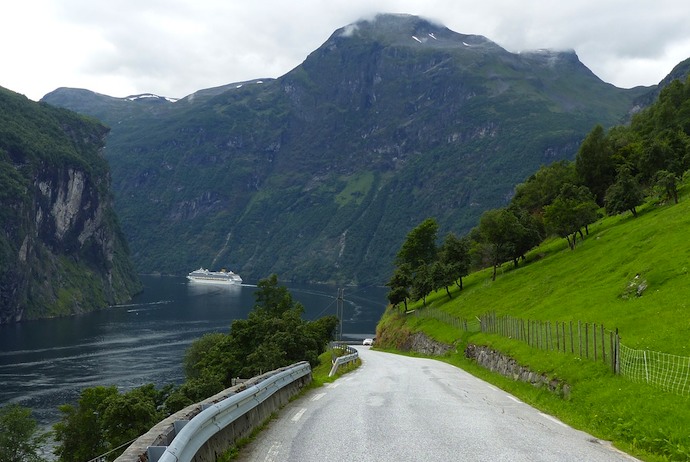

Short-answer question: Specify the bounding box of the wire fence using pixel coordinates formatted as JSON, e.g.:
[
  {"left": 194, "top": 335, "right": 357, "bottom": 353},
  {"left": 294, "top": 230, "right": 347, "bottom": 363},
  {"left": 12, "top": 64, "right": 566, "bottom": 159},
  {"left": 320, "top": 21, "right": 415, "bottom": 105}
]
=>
[
  {"left": 411, "top": 308, "right": 690, "bottom": 398},
  {"left": 479, "top": 311, "right": 620, "bottom": 373},
  {"left": 619, "top": 344, "right": 690, "bottom": 397}
]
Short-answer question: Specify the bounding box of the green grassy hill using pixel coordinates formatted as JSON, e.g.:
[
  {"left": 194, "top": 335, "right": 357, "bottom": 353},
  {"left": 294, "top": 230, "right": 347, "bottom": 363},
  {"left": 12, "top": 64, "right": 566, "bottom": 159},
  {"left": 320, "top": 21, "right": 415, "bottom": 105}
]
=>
[{"left": 377, "top": 181, "right": 690, "bottom": 461}]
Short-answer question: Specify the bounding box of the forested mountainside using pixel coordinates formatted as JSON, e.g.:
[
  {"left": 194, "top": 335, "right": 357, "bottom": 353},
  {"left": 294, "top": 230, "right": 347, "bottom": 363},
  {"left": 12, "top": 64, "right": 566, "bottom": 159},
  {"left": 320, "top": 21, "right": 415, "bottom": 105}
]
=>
[
  {"left": 42, "top": 14, "right": 653, "bottom": 285},
  {"left": 0, "top": 87, "right": 141, "bottom": 323}
]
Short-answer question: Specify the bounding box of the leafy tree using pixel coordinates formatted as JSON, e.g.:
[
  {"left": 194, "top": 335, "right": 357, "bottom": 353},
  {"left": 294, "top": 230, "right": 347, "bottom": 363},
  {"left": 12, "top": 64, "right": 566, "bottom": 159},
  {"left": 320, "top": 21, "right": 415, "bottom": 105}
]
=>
[
  {"left": 654, "top": 169, "right": 680, "bottom": 204},
  {"left": 477, "top": 208, "right": 521, "bottom": 281},
  {"left": 576, "top": 124, "right": 616, "bottom": 205},
  {"left": 507, "top": 206, "right": 544, "bottom": 268},
  {"left": 386, "top": 263, "right": 412, "bottom": 312},
  {"left": 395, "top": 218, "right": 438, "bottom": 269},
  {"left": 101, "top": 388, "right": 161, "bottom": 457},
  {"left": 410, "top": 263, "right": 434, "bottom": 306},
  {"left": 53, "top": 384, "right": 168, "bottom": 462},
  {"left": 604, "top": 167, "right": 645, "bottom": 217},
  {"left": 543, "top": 184, "right": 599, "bottom": 249},
  {"left": 437, "top": 233, "right": 471, "bottom": 290},
  {"left": 53, "top": 386, "right": 118, "bottom": 462},
  {"left": 0, "top": 404, "right": 47, "bottom": 462},
  {"left": 511, "top": 160, "right": 577, "bottom": 214},
  {"left": 183, "top": 332, "right": 233, "bottom": 382},
  {"left": 430, "top": 260, "right": 456, "bottom": 299}
]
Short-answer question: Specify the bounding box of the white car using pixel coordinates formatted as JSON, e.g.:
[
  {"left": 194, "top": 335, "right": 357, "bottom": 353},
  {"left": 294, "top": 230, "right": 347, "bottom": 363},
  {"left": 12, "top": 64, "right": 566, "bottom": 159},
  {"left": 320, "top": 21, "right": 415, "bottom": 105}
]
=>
[{"left": 362, "top": 338, "right": 374, "bottom": 346}]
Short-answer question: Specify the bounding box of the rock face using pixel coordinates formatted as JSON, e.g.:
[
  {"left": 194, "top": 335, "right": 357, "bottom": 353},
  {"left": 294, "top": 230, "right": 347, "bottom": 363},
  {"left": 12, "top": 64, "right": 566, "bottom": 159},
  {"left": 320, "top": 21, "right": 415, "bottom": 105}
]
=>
[{"left": 0, "top": 87, "right": 141, "bottom": 323}]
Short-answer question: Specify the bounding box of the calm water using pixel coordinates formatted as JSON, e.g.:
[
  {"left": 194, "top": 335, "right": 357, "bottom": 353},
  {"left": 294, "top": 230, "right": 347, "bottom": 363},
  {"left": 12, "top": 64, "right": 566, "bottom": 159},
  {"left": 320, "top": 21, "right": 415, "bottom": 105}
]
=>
[{"left": 0, "top": 275, "right": 386, "bottom": 426}]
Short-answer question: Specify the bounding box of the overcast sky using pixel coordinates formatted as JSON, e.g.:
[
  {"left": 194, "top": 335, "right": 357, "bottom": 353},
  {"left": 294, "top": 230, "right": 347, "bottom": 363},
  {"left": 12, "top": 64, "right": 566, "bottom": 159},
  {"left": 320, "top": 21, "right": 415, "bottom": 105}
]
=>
[{"left": 3, "top": 1, "right": 690, "bottom": 101}]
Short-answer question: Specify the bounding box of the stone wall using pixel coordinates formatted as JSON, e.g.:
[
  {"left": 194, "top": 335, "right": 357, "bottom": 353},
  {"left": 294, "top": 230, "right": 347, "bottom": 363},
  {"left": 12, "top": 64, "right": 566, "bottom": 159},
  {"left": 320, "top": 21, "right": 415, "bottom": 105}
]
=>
[
  {"left": 399, "top": 332, "right": 454, "bottom": 356},
  {"left": 465, "top": 344, "right": 570, "bottom": 397},
  {"left": 395, "top": 331, "right": 570, "bottom": 397}
]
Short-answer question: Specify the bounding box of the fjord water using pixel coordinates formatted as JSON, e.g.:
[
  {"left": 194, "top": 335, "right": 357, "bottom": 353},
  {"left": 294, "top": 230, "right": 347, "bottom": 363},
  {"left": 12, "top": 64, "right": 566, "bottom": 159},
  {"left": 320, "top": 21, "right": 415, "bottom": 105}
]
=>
[{"left": 0, "top": 275, "right": 386, "bottom": 425}]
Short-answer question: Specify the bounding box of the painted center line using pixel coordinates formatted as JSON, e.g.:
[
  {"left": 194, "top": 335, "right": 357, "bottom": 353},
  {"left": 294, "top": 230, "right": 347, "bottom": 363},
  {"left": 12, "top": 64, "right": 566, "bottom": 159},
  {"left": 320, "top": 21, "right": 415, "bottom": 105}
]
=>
[
  {"left": 311, "top": 392, "right": 327, "bottom": 401},
  {"left": 291, "top": 408, "right": 307, "bottom": 422}
]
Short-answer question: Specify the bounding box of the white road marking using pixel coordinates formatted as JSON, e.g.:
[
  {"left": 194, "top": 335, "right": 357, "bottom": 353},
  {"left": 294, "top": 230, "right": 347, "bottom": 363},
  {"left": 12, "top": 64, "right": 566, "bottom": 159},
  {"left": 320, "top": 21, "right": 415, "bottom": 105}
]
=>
[
  {"left": 506, "top": 395, "right": 522, "bottom": 403},
  {"left": 291, "top": 408, "right": 307, "bottom": 422},
  {"left": 263, "top": 441, "right": 282, "bottom": 462},
  {"left": 540, "top": 412, "right": 567, "bottom": 427},
  {"left": 311, "top": 392, "right": 327, "bottom": 401},
  {"left": 326, "top": 382, "right": 340, "bottom": 388}
]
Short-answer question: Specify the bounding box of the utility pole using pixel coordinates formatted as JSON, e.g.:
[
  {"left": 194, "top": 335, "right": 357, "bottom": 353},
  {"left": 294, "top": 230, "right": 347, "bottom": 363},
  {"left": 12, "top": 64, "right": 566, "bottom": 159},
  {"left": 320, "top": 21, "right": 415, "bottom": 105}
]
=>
[{"left": 336, "top": 288, "right": 344, "bottom": 341}]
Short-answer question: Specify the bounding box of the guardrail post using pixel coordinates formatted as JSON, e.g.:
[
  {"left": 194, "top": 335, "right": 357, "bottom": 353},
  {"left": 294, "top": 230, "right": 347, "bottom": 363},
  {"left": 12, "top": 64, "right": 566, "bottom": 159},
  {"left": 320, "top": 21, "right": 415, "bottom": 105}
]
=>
[{"left": 147, "top": 446, "right": 167, "bottom": 462}]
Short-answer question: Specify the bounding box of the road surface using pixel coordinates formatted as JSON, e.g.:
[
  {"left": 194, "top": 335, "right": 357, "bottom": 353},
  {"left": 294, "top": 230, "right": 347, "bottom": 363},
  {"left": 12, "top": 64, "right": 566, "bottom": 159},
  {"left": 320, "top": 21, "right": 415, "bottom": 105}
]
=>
[{"left": 237, "top": 347, "right": 639, "bottom": 461}]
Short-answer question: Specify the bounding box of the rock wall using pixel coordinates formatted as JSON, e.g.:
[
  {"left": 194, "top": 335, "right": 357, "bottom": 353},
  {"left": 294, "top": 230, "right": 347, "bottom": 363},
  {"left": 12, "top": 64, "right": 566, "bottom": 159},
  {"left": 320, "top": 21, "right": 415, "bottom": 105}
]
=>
[
  {"left": 400, "top": 331, "right": 454, "bottom": 356},
  {"left": 0, "top": 87, "right": 141, "bottom": 323},
  {"left": 389, "top": 328, "right": 570, "bottom": 396},
  {"left": 465, "top": 344, "right": 571, "bottom": 397}
]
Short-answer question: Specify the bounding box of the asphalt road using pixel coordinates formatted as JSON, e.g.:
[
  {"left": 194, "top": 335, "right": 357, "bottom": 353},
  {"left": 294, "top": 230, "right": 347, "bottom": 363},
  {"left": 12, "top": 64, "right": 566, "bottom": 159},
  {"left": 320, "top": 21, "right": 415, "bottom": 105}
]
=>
[{"left": 236, "top": 347, "right": 640, "bottom": 462}]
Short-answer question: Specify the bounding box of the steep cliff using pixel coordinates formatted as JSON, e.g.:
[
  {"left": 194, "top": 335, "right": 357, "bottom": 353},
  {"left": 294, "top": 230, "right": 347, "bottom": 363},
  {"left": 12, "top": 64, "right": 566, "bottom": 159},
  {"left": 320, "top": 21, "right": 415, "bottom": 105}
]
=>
[{"left": 0, "top": 87, "right": 141, "bottom": 323}]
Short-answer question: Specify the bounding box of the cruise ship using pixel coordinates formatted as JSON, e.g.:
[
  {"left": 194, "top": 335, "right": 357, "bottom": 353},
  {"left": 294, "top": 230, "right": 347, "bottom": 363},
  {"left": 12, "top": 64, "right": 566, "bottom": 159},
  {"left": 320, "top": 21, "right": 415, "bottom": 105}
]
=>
[{"left": 187, "top": 268, "right": 243, "bottom": 285}]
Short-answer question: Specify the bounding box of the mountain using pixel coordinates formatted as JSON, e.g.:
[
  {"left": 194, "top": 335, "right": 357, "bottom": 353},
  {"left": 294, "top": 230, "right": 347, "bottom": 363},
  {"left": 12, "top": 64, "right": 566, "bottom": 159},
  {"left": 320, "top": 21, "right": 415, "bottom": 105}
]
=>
[
  {"left": 42, "top": 13, "right": 652, "bottom": 285},
  {"left": 0, "top": 87, "right": 141, "bottom": 323}
]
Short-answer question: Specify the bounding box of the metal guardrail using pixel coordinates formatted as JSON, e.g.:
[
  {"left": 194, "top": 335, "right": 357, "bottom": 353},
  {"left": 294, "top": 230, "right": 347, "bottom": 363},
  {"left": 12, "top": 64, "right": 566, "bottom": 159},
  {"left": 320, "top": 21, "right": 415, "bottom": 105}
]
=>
[
  {"left": 149, "top": 362, "right": 311, "bottom": 462},
  {"left": 329, "top": 344, "right": 358, "bottom": 377}
]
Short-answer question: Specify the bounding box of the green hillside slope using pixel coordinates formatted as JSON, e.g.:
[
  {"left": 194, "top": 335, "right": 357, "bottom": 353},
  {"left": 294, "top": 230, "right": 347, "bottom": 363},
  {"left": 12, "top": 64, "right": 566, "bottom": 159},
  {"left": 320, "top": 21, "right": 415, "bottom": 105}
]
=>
[{"left": 377, "top": 184, "right": 690, "bottom": 461}]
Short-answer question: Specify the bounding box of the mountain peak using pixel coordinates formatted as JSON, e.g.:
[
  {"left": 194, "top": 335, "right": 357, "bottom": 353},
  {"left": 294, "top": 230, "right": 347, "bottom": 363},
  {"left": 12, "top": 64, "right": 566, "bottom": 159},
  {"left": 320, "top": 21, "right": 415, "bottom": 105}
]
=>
[{"left": 330, "top": 13, "right": 502, "bottom": 52}]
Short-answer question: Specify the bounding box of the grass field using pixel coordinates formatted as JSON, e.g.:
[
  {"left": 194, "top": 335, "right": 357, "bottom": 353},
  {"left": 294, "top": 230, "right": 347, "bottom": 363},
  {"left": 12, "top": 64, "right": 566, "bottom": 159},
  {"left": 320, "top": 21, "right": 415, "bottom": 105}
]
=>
[{"left": 377, "top": 181, "right": 690, "bottom": 461}]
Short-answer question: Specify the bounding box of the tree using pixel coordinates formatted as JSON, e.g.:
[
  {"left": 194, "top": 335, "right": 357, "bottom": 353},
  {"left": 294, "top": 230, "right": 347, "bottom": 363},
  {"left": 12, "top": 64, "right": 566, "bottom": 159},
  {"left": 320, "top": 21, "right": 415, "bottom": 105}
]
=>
[
  {"left": 605, "top": 167, "right": 645, "bottom": 217},
  {"left": 430, "top": 260, "right": 456, "bottom": 299},
  {"left": 101, "top": 388, "right": 162, "bottom": 456},
  {"left": 386, "top": 263, "right": 412, "bottom": 312},
  {"left": 53, "top": 386, "right": 119, "bottom": 462},
  {"left": 437, "top": 233, "right": 471, "bottom": 290},
  {"left": 576, "top": 124, "right": 616, "bottom": 205},
  {"left": 410, "top": 263, "right": 434, "bottom": 306},
  {"left": 395, "top": 218, "right": 438, "bottom": 269},
  {"left": 0, "top": 404, "right": 47, "bottom": 462},
  {"left": 654, "top": 169, "right": 680, "bottom": 204},
  {"left": 511, "top": 160, "right": 577, "bottom": 214},
  {"left": 507, "top": 206, "right": 544, "bottom": 268},
  {"left": 52, "top": 384, "right": 167, "bottom": 462},
  {"left": 477, "top": 208, "right": 521, "bottom": 281},
  {"left": 543, "top": 184, "right": 598, "bottom": 249}
]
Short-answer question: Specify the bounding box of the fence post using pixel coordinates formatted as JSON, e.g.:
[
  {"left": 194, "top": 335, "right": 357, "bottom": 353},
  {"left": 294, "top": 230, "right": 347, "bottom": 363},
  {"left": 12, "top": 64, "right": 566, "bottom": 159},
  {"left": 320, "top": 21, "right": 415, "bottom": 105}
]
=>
[
  {"left": 570, "top": 321, "right": 574, "bottom": 354},
  {"left": 578, "top": 321, "right": 582, "bottom": 357},
  {"left": 615, "top": 328, "right": 620, "bottom": 374},
  {"left": 585, "top": 323, "right": 589, "bottom": 359},
  {"left": 601, "top": 325, "right": 606, "bottom": 364},
  {"left": 556, "top": 321, "right": 560, "bottom": 352},
  {"left": 609, "top": 331, "right": 614, "bottom": 372},
  {"left": 593, "top": 323, "right": 598, "bottom": 362}
]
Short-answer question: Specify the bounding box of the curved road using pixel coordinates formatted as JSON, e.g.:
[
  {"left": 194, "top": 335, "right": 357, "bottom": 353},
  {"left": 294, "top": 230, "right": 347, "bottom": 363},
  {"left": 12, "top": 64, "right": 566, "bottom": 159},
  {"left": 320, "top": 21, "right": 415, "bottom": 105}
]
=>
[{"left": 237, "top": 347, "right": 639, "bottom": 462}]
